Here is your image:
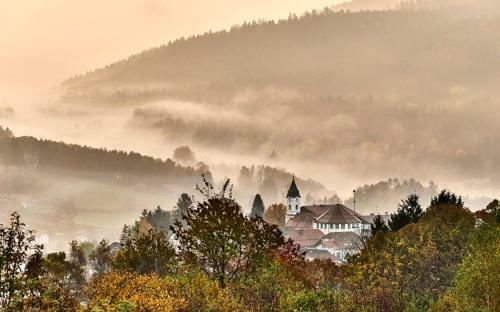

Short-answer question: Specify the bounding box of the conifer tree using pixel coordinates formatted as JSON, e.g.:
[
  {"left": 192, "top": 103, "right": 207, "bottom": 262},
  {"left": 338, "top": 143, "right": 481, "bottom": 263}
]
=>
[
  {"left": 430, "top": 190, "right": 464, "bottom": 208},
  {"left": 388, "top": 194, "right": 423, "bottom": 232},
  {"left": 371, "top": 214, "right": 389, "bottom": 235},
  {"left": 175, "top": 193, "right": 193, "bottom": 220},
  {"left": 251, "top": 194, "right": 265, "bottom": 218}
]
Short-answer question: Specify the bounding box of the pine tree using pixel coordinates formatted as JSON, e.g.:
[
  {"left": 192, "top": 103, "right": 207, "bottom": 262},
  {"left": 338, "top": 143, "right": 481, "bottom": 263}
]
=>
[
  {"left": 430, "top": 189, "right": 464, "bottom": 208},
  {"left": 371, "top": 214, "right": 389, "bottom": 235},
  {"left": 388, "top": 194, "right": 423, "bottom": 232},
  {"left": 175, "top": 193, "right": 193, "bottom": 218},
  {"left": 251, "top": 194, "right": 265, "bottom": 218}
]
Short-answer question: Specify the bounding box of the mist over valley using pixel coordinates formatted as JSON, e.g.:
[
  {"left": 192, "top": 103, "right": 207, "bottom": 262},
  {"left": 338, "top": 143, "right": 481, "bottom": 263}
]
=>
[{"left": 1, "top": 0, "right": 499, "bottom": 251}]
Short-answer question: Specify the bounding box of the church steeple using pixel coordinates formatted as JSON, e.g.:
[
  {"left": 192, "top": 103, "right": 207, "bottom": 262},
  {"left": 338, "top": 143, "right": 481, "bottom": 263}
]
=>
[
  {"left": 285, "top": 175, "right": 301, "bottom": 223},
  {"left": 286, "top": 175, "right": 301, "bottom": 198}
]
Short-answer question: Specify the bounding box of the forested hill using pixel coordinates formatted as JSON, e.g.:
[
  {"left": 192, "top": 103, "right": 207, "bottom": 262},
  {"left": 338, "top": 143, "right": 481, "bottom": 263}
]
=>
[
  {"left": 0, "top": 127, "right": 202, "bottom": 185},
  {"left": 0, "top": 126, "right": 324, "bottom": 196},
  {"left": 63, "top": 2, "right": 500, "bottom": 103}
]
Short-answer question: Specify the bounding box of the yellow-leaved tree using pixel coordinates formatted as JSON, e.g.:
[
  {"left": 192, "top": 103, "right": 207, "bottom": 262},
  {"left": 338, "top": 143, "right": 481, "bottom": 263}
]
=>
[{"left": 86, "top": 272, "right": 187, "bottom": 312}]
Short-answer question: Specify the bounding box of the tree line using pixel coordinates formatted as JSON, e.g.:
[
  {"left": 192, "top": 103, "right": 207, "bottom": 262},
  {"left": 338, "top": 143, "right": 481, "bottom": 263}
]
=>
[
  {"left": 63, "top": 5, "right": 500, "bottom": 104},
  {"left": 1, "top": 175, "right": 498, "bottom": 311},
  {"left": 0, "top": 132, "right": 205, "bottom": 185}
]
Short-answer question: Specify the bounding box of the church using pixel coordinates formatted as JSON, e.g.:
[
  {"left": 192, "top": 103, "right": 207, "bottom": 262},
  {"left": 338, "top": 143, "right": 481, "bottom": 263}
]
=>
[{"left": 283, "top": 176, "right": 372, "bottom": 262}]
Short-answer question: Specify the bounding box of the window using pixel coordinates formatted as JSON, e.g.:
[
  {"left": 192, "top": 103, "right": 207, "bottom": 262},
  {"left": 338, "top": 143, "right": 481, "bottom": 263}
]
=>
[
  {"left": 329, "top": 224, "right": 333, "bottom": 229},
  {"left": 341, "top": 224, "right": 345, "bottom": 229},
  {"left": 335, "top": 224, "right": 339, "bottom": 229},
  {"left": 288, "top": 205, "right": 291, "bottom": 210},
  {"left": 295, "top": 205, "right": 298, "bottom": 210},
  {"left": 348, "top": 224, "right": 351, "bottom": 229}
]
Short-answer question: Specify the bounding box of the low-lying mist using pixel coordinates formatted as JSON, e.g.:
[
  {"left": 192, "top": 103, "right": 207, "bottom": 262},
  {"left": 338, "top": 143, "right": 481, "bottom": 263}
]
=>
[{"left": 1, "top": 2, "right": 499, "bottom": 251}]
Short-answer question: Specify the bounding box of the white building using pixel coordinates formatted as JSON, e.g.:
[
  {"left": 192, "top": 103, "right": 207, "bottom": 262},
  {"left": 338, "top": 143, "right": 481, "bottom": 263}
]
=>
[{"left": 283, "top": 177, "right": 371, "bottom": 262}]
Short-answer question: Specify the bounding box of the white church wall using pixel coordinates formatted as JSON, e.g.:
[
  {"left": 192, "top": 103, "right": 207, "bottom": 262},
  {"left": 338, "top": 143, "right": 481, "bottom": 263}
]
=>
[{"left": 285, "top": 196, "right": 301, "bottom": 222}]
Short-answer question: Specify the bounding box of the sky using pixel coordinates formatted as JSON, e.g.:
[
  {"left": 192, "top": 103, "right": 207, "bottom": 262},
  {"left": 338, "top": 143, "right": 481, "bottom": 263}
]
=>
[{"left": 0, "top": 0, "right": 341, "bottom": 87}]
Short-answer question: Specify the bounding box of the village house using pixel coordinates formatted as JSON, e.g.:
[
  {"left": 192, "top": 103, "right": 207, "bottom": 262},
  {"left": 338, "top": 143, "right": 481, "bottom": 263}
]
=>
[{"left": 283, "top": 176, "right": 372, "bottom": 263}]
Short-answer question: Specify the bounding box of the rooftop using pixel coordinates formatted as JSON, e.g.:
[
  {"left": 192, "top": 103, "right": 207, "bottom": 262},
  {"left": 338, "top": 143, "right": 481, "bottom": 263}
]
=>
[
  {"left": 316, "top": 231, "right": 361, "bottom": 249},
  {"left": 304, "top": 204, "right": 370, "bottom": 224},
  {"left": 283, "top": 228, "right": 324, "bottom": 248}
]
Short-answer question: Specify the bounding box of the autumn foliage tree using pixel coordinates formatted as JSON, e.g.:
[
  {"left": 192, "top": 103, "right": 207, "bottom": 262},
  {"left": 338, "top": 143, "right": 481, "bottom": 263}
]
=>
[
  {"left": 343, "top": 191, "right": 475, "bottom": 311},
  {"left": 432, "top": 199, "right": 500, "bottom": 312},
  {"left": 113, "top": 227, "right": 176, "bottom": 276},
  {"left": 264, "top": 203, "right": 287, "bottom": 228},
  {"left": 86, "top": 271, "right": 188, "bottom": 311},
  {"left": 171, "top": 178, "right": 286, "bottom": 288},
  {"left": 0, "top": 212, "right": 44, "bottom": 310}
]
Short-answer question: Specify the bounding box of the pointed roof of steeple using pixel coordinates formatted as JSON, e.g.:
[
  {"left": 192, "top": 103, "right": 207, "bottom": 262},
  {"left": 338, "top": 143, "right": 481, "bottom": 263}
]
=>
[{"left": 287, "top": 175, "right": 301, "bottom": 198}]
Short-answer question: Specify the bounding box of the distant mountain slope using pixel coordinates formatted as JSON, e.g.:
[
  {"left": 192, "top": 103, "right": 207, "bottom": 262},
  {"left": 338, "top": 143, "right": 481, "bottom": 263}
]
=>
[{"left": 63, "top": 5, "right": 500, "bottom": 103}]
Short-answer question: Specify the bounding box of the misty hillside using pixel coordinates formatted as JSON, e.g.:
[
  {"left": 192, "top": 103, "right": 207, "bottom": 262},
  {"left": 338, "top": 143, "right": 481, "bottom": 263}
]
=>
[
  {"left": 0, "top": 125, "right": 328, "bottom": 250},
  {"left": 0, "top": 126, "right": 323, "bottom": 195},
  {"left": 0, "top": 132, "right": 202, "bottom": 185},
  {"left": 64, "top": 3, "right": 500, "bottom": 102},
  {"left": 58, "top": 2, "right": 500, "bottom": 201}
]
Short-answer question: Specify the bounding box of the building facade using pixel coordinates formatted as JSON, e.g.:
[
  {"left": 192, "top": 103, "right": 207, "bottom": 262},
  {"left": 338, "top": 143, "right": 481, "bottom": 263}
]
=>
[{"left": 283, "top": 177, "right": 371, "bottom": 262}]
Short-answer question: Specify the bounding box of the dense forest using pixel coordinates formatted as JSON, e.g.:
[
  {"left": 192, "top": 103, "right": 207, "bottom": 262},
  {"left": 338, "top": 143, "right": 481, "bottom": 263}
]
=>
[
  {"left": 0, "top": 131, "right": 201, "bottom": 185},
  {"left": 0, "top": 126, "right": 324, "bottom": 196},
  {"left": 63, "top": 2, "right": 500, "bottom": 102},
  {"left": 1, "top": 179, "right": 498, "bottom": 311}
]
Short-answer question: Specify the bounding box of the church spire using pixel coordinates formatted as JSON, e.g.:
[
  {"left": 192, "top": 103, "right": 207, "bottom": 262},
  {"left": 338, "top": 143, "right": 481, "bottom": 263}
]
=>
[
  {"left": 287, "top": 174, "right": 301, "bottom": 198},
  {"left": 285, "top": 174, "right": 301, "bottom": 223}
]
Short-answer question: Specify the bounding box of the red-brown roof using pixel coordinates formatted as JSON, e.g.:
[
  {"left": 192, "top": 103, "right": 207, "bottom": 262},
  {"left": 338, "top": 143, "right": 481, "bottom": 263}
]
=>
[
  {"left": 315, "top": 232, "right": 361, "bottom": 249},
  {"left": 285, "top": 212, "right": 316, "bottom": 229},
  {"left": 303, "top": 204, "right": 370, "bottom": 224},
  {"left": 283, "top": 228, "right": 324, "bottom": 248}
]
